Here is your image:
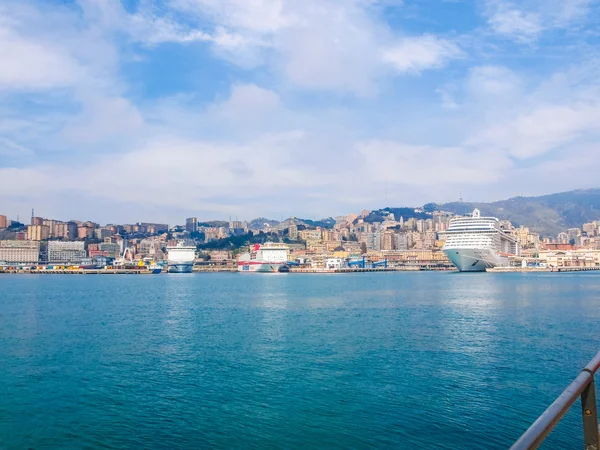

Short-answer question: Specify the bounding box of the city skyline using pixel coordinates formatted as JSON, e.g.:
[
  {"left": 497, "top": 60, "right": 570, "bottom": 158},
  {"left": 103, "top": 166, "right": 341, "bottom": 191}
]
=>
[
  {"left": 3, "top": 185, "right": 600, "bottom": 228},
  {"left": 1, "top": 0, "right": 600, "bottom": 223}
]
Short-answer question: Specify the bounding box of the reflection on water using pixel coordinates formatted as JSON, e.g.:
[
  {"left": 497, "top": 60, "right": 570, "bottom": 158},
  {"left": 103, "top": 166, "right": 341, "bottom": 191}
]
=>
[{"left": 2, "top": 272, "right": 600, "bottom": 449}]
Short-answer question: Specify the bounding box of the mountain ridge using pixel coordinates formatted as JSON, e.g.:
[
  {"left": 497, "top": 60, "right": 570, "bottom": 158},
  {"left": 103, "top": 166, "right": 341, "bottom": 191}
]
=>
[
  {"left": 246, "top": 189, "right": 600, "bottom": 237},
  {"left": 437, "top": 188, "right": 600, "bottom": 236}
]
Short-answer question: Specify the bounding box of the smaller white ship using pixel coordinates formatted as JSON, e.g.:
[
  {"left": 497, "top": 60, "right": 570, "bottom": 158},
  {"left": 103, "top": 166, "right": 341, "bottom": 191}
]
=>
[
  {"left": 167, "top": 241, "right": 196, "bottom": 273},
  {"left": 237, "top": 243, "right": 289, "bottom": 272}
]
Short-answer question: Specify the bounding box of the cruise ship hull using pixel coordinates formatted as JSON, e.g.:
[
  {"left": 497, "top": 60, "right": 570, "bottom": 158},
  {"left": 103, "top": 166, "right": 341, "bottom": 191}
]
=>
[
  {"left": 237, "top": 262, "right": 286, "bottom": 273},
  {"left": 168, "top": 263, "right": 194, "bottom": 273},
  {"left": 444, "top": 248, "right": 509, "bottom": 272}
]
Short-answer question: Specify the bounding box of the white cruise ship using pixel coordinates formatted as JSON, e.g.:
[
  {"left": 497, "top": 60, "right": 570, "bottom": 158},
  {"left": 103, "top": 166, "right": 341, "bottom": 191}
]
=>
[
  {"left": 167, "top": 241, "right": 196, "bottom": 273},
  {"left": 237, "top": 243, "right": 289, "bottom": 272},
  {"left": 441, "top": 209, "right": 519, "bottom": 272}
]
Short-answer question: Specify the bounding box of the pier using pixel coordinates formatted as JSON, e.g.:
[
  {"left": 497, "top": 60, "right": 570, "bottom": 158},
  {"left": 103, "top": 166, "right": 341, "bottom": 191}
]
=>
[
  {"left": 0, "top": 268, "right": 160, "bottom": 275},
  {"left": 487, "top": 266, "right": 600, "bottom": 273}
]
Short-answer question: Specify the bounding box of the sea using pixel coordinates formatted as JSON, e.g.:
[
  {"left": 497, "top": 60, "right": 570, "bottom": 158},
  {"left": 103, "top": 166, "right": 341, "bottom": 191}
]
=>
[{"left": 2, "top": 272, "right": 600, "bottom": 449}]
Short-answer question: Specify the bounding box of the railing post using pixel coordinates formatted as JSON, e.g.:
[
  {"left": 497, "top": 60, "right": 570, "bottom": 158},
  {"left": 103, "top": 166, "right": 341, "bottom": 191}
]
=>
[{"left": 581, "top": 375, "right": 600, "bottom": 450}]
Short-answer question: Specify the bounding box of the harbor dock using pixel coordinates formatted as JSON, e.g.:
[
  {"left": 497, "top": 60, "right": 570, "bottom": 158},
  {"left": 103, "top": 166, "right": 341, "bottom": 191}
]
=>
[{"left": 487, "top": 266, "right": 600, "bottom": 273}]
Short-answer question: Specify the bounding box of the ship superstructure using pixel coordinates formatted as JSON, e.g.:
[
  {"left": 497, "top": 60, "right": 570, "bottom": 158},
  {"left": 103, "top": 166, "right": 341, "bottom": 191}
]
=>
[
  {"left": 441, "top": 209, "right": 519, "bottom": 272},
  {"left": 237, "top": 243, "right": 289, "bottom": 272},
  {"left": 167, "top": 241, "right": 196, "bottom": 273}
]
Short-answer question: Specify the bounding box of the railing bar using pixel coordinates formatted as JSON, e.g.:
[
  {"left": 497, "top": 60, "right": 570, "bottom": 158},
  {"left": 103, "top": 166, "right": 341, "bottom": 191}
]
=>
[
  {"left": 581, "top": 377, "right": 599, "bottom": 450},
  {"left": 584, "top": 353, "right": 600, "bottom": 375},
  {"left": 511, "top": 371, "right": 593, "bottom": 450}
]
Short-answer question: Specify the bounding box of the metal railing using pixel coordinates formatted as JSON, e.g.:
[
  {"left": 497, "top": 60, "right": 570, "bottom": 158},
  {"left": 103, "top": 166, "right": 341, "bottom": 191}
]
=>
[{"left": 511, "top": 351, "right": 600, "bottom": 450}]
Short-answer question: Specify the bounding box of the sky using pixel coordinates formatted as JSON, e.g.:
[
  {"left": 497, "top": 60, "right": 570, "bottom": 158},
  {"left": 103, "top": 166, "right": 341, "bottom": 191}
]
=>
[{"left": 1, "top": 0, "right": 600, "bottom": 224}]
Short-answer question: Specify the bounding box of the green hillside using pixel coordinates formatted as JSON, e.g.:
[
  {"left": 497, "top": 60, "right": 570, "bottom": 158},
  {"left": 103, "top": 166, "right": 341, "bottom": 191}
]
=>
[{"left": 438, "top": 189, "right": 600, "bottom": 236}]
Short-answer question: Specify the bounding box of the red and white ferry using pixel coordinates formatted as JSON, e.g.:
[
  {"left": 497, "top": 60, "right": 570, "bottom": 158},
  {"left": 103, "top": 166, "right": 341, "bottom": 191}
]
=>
[{"left": 237, "top": 243, "right": 290, "bottom": 272}]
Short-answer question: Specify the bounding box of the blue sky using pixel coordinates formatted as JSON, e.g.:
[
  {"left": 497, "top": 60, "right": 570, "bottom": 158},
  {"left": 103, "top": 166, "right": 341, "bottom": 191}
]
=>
[{"left": 1, "top": 0, "right": 600, "bottom": 224}]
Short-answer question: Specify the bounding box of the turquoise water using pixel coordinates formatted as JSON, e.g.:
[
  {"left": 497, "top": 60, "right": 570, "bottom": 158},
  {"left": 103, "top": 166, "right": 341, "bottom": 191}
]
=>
[{"left": 2, "top": 272, "right": 600, "bottom": 449}]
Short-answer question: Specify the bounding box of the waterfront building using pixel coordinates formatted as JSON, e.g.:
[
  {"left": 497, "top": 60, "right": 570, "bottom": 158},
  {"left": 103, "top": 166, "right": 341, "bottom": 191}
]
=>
[
  {"left": 381, "top": 249, "right": 451, "bottom": 266},
  {"left": 208, "top": 250, "right": 232, "bottom": 262},
  {"left": 88, "top": 242, "right": 121, "bottom": 260},
  {"left": 31, "top": 216, "right": 44, "bottom": 226},
  {"left": 538, "top": 249, "right": 600, "bottom": 268},
  {"left": 47, "top": 241, "right": 86, "bottom": 264},
  {"left": 325, "top": 258, "right": 348, "bottom": 270},
  {"left": 186, "top": 217, "right": 198, "bottom": 233},
  {"left": 0, "top": 215, "right": 7, "bottom": 229},
  {"left": 0, "top": 240, "right": 41, "bottom": 264},
  {"left": 27, "top": 225, "right": 50, "bottom": 241}
]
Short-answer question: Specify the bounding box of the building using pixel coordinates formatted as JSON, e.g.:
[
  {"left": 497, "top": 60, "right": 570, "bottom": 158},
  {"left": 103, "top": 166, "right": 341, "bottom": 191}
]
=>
[
  {"left": 288, "top": 223, "right": 299, "bottom": 240},
  {"left": 42, "top": 219, "right": 60, "bottom": 238},
  {"left": 395, "top": 233, "right": 408, "bottom": 250},
  {"left": 139, "top": 223, "right": 169, "bottom": 234},
  {"left": 47, "top": 241, "right": 86, "bottom": 264},
  {"left": 186, "top": 217, "right": 198, "bottom": 233},
  {"left": 300, "top": 229, "right": 322, "bottom": 241},
  {"left": 139, "top": 237, "right": 162, "bottom": 257},
  {"left": 0, "top": 240, "right": 40, "bottom": 264},
  {"left": 77, "top": 226, "right": 94, "bottom": 239},
  {"left": 99, "top": 242, "right": 121, "bottom": 259},
  {"left": 538, "top": 249, "right": 600, "bottom": 268},
  {"left": 583, "top": 222, "right": 599, "bottom": 237},
  {"left": 31, "top": 216, "right": 44, "bottom": 226},
  {"left": 208, "top": 250, "right": 232, "bottom": 262},
  {"left": 54, "top": 222, "right": 78, "bottom": 239},
  {"left": 0, "top": 215, "right": 7, "bottom": 229},
  {"left": 95, "top": 228, "right": 113, "bottom": 240},
  {"left": 27, "top": 225, "right": 50, "bottom": 241},
  {"left": 325, "top": 257, "right": 348, "bottom": 270}
]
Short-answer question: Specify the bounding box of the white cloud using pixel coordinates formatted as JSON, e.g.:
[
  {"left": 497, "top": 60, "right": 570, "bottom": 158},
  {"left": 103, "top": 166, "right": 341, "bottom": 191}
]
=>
[
  {"left": 487, "top": 7, "right": 541, "bottom": 41},
  {"left": 61, "top": 94, "right": 144, "bottom": 144},
  {"left": 382, "top": 35, "right": 463, "bottom": 73},
  {"left": 137, "top": 0, "right": 462, "bottom": 94},
  {"left": 358, "top": 140, "right": 512, "bottom": 185},
  {"left": 209, "top": 84, "right": 282, "bottom": 120},
  {"left": 468, "top": 103, "right": 600, "bottom": 159},
  {"left": 170, "top": 0, "right": 290, "bottom": 34},
  {"left": 0, "top": 20, "right": 81, "bottom": 90},
  {"left": 484, "top": 0, "right": 595, "bottom": 42},
  {"left": 467, "top": 66, "right": 522, "bottom": 97}
]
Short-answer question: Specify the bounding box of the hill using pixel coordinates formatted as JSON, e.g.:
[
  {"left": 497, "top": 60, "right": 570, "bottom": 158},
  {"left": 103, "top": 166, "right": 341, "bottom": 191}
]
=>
[
  {"left": 247, "top": 218, "right": 280, "bottom": 230},
  {"left": 437, "top": 189, "right": 600, "bottom": 236},
  {"left": 361, "top": 207, "right": 430, "bottom": 223}
]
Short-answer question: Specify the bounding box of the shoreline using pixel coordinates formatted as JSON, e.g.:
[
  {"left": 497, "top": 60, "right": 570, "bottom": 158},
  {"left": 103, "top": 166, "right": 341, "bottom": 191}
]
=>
[{"left": 2, "top": 266, "right": 599, "bottom": 275}]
